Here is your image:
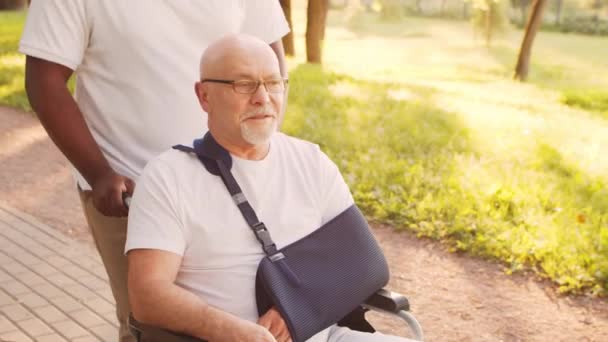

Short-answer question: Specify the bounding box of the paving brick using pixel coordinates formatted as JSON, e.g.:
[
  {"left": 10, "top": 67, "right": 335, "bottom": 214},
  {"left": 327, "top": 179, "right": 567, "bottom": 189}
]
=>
[
  {"left": 72, "top": 336, "right": 101, "bottom": 342},
  {"left": 45, "top": 256, "right": 71, "bottom": 269},
  {"left": 100, "top": 312, "right": 118, "bottom": 327},
  {"left": 0, "top": 289, "right": 16, "bottom": 306},
  {"left": 15, "top": 318, "right": 53, "bottom": 337},
  {"left": 0, "top": 269, "right": 12, "bottom": 282},
  {"left": 32, "top": 306, "right": 68, "bottom": 325},
  {"left": 94, "top": 288, "right": 114, "bottom": 303},
  {"left": 77, "top": 276, "right": 107, "bottom": 291},
  {"left": 90, "top": 324, "right": 118, "bottom": 342},
  {"left": 82, "top": 298, "right": 114, "bottom": 315},
  {"left": 0, "top": 241, "right": 27, "bottom": 255},
  {"left": 0, "top": 304, "right": 33, "bottom": 321},
  {"left": 46, "top": 274, "right": 77, "bottom": 288},
  {"left": 30, "top": 284, "right": 65, "bottom": 300},
  {"left": 0, "top": 330, "right": 33, "bottom": 341},
  {"left": 1, "top": 281, "right": 30, "bottom": 296},
  {"left": 68, "top": 310, "right": 105, "bottom": 329},
  {"left": 47, "top": 297, "right": 84, "bottom": 313},
  {"left": 59, "top": 265, "right": 88, "bottom": 279},
  {"left": 42, "top": 240, "right": 66, "bottom": 251},
  {"left": 0, "top": 314, "right": 18, "bottom": 334},
  {"left": 11, "top": 252, "right": 43, "bottom": 267},
  {"left": 16, "top": 292, "right": 48, "bottom": 309},
  {"left": 28, "top": 263, "right": 58, "bottom": 277},
  {"left": 0, "top": 235, "right": 10, "bottom": 247},
  {"left": 27, "top": 244, "right": 55, "bottom": 259},
  {"left": 62, "top": 284, "right": 98, "bottom": 302},
  {"left": 34, "top": 333, "right": 68, "bottom": 342},
  {"left": 2, "top": 262, "right": 29, "bottom": 275},
  {"left": 0, "top": 251, "right": 11, "bottom": 263},
  {"left": 50, "top": 320, "right": 89, "bottom": 339},
  {"left": 15, "top": 271, "right": 46, "bottom": 287},
  {"left": 56, "top": 246, "right": 89, "bottom": 258},
  {"left": 91, "top": 267, "right": 108, "bottom": 280}
]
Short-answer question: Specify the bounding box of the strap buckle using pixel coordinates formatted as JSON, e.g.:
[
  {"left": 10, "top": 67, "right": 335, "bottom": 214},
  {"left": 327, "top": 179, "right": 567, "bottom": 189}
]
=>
[{"left": 253, "top": 222, "right": 277, "bottom": 254}]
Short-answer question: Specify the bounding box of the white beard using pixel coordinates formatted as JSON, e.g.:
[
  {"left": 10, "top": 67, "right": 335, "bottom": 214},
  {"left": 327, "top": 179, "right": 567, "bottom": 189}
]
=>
[{"left": 240, "top": 118, "right": 277, "bottom": 145}]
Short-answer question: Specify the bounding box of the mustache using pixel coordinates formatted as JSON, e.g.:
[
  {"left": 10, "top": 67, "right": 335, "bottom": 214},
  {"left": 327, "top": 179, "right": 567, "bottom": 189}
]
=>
[{"left": 240, "top": 106, "right": 277, "bottom": 121}]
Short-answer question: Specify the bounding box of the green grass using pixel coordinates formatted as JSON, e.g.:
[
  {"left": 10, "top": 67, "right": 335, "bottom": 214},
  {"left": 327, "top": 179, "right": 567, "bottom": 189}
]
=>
[
  {"left": 2, "top": 6, "right": 608, "bottom": 295},
  {"left": 561, "top": 90, "right": 608, "bottom": 119},
  {"left": 0, "top": 10, "right": 29, "bottom": 110}
]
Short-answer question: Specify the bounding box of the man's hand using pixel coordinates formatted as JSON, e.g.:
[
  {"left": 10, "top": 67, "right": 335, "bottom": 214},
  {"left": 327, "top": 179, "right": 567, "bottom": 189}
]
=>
[
  {"left": 258, "top": 307, "right": 292, "bottom": 342},
  {"left": 91, "top": 170, "right": 135, "bottom": 217},
  {"left": 221, "top": 319, "right": 276, "bottom": 342}
]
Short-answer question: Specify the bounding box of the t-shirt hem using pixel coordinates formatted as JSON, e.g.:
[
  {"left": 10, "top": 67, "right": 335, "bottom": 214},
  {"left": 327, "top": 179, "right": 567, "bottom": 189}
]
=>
[
  {"left": 124, "top": 241, "right": 184, "bottom": 257},
  {"left": 19, "top": 43, "right": 80, "bottom": 70}
]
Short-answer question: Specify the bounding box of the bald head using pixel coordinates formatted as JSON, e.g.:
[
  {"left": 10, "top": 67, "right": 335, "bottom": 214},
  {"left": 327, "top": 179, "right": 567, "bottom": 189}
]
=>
[
  {"left": 199, "top": 34, "right": 279, "bottom": 79},
  {"left": 194, "top": 34, "right": 285, "bottom": 157}
]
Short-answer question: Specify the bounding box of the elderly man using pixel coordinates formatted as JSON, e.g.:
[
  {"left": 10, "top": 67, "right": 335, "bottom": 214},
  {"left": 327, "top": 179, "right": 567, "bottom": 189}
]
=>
[{"left": 126, "top": 35, "right": 410, "bottom": 342}]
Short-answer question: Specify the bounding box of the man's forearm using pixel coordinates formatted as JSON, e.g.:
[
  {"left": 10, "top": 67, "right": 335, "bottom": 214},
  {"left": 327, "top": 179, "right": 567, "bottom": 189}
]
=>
[
  {"left": 25, "top": 57, "right": 113, "bottom": 185},
  {"left": 131, "top": 279, "right": 248, "bottom": 341}
]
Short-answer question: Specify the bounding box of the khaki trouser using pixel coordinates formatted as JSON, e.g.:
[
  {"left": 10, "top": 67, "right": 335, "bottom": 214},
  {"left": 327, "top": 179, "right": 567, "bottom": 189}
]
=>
[{"left": 79, "top": 189, "right": 134, "bottom": 342}]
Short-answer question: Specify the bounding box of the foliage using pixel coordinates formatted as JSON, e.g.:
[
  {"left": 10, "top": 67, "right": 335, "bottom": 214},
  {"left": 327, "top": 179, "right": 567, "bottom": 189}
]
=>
[
  {"left": 378, "top": 0, "right": 407, "bottom": 20},
  {"left": 561, "top": 89, "right": 608, "bottom": 119},
  {"left": 468, "top": 0, "right": 510, "bottom": 45},
  {"left": 284, "top": 64, "right": 608, "bottom": 296},
  {"left": 0, "top": 11, "right": 29, "bottom": 110}
]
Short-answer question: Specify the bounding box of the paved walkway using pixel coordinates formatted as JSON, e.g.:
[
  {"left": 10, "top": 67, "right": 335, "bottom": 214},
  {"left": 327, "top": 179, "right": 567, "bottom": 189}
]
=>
[{"left": 0, "top": 202, "right": 118, "bottom": 342}]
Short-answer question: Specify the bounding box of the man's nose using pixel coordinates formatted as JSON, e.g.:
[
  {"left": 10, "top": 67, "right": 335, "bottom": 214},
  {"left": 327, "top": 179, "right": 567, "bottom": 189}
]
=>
[{"left": 250, "top": 82, "right": 271, "bottom": 104}]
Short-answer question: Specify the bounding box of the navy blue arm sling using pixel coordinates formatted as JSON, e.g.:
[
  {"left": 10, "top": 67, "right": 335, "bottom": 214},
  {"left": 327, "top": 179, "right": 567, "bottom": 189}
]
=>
[{"left": 173, "top": 132, "right": 389, "bottom": 342}]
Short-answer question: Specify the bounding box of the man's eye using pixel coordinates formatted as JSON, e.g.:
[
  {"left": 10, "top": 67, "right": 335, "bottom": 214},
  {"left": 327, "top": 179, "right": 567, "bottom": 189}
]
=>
[{"left": 236, "top": 81, "right": 256, "bottom": 87}]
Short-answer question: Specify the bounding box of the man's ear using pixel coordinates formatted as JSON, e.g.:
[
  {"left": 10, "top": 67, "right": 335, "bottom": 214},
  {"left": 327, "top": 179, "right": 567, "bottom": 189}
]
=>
[{"left": 194, "top": 82, "right": 211, "bottom": 112}]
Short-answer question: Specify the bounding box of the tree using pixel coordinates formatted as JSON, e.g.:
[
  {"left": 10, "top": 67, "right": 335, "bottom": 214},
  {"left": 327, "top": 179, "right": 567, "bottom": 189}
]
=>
[
  {"left": 514, "top": 0, "right": 548, "bottom": 81},
  {"left": 306, "top": 0, "right": 329, "bottom": 64},
  {"left": 469, "top": 0, "right": 508, "bottom": 46},
  {"left": 0, "top": 0, "right": 27, "bottom": 9},
  {"left": 280, "top": 0, "right": 296, "bottom": 57},
  {"left": 554, "top": 0, "right": 563, "bottom": 26}
]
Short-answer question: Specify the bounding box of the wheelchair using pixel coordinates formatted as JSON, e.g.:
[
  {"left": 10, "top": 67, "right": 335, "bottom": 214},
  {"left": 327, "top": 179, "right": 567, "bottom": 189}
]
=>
[{"left": 128, "top": 288, "right": 423, "bottom": 341}]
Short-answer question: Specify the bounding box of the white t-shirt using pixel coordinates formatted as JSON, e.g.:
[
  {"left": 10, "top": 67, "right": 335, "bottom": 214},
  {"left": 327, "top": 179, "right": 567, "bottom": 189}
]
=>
[
  {"left": 19, "top": 0, "right": 289, "bottom": 189},
  {"left": 125, "top": 133, "right": 354, "bottom": 341}
]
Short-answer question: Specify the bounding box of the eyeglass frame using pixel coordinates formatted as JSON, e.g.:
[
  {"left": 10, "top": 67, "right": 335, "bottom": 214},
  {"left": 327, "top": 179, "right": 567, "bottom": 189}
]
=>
[{"left": 200, "top": 77, "right": 289, "bottom": 94}]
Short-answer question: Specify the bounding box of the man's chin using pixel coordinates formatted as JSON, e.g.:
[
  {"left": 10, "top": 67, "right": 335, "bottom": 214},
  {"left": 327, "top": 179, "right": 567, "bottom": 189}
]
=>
[{"left": 241, "top": 124, "right": 276, "bottom": 146}]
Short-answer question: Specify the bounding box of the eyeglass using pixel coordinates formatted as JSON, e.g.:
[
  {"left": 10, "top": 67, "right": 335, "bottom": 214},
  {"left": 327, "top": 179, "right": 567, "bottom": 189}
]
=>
[{"left": 200, "top": 78, "right": 288, "bottom": 94}]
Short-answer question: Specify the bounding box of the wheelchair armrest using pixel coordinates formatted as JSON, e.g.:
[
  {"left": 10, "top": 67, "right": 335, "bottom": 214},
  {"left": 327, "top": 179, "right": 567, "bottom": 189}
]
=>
[
  {"left": 128, "top": 314, "right": 205, "bottom": 342},
  {"left": 363, "top": 288, "right": 410, "bottom": 313}
]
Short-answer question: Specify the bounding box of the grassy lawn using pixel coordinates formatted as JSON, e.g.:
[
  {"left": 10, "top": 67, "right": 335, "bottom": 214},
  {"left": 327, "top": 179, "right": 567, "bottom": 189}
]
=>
[
  {"left": 0, "top": 10, "right": 28, "bottom": 110},
  {"left": 1, "top": 7, "right": 607, "bottom": 295}
]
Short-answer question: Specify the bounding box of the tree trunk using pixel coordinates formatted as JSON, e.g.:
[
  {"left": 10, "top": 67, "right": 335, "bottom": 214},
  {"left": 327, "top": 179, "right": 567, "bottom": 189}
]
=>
[
  {"left": 280, "top": 0, "right": 296, "bottom": 57},
  {"left": 416, "top": 0, "right": 423, "bottom": 14},
  {"left": 485, "top": 5, "right": 492, "bottom": 47},
  {"left": 306, "top": 0, "right": 329, "bottom": 64},
  {"left": 520, "top": 0, "right": 527, "bottom": 26},
  {"left": 514, "top": 0, "right": 548, "bottom": 81},
  {"left": 0, "top": 0, "right": 26, "bottom": 9},
  {"left": 554, "top": 0, "right": 562, "bottom": 26},
  {"left": 463, "top": 2, "right": 469, "bottom": 20}
]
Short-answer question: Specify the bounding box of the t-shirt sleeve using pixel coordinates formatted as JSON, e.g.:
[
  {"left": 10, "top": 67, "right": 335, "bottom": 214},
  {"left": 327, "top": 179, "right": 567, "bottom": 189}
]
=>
[
  {"left": 317, "top": 149, "right": 355, "bottom": 225},
  {"left": 18, "top": 0, "right": 89, "bottom": 70},
  {"left": 125, "top": 158, "right": 189, "bottom": 256},
  {"left": 240, "top": 0, "right": 290, "bottom": 44}
]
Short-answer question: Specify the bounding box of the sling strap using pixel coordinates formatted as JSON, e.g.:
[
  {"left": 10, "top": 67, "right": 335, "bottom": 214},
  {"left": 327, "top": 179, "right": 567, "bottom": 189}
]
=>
[{"left": 173, "top": 133, "right": 279, "bottom": 256}]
